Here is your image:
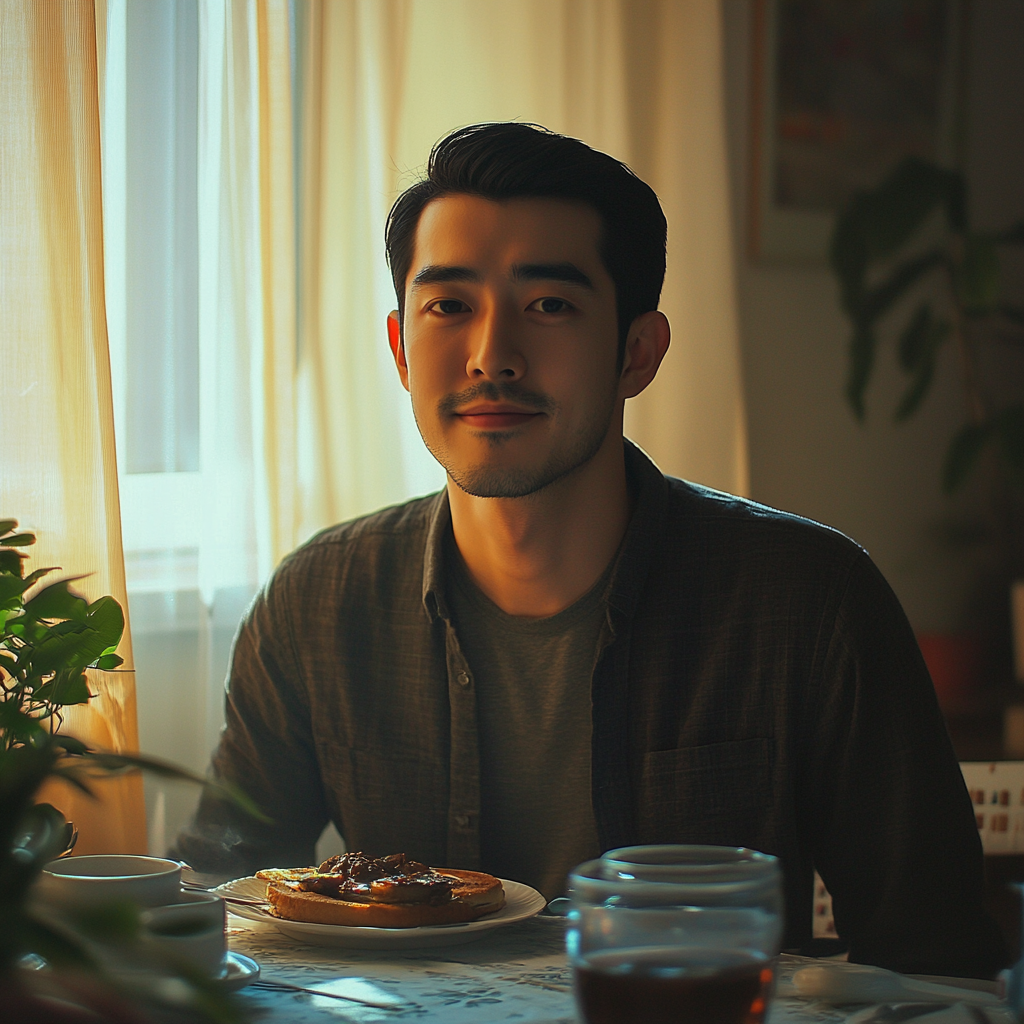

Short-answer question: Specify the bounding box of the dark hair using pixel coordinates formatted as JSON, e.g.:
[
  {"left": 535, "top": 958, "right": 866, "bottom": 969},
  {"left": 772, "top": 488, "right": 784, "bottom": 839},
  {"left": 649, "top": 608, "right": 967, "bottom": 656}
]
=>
[{"left": 385, "top": 123, "right": 667, "bottom": 364}]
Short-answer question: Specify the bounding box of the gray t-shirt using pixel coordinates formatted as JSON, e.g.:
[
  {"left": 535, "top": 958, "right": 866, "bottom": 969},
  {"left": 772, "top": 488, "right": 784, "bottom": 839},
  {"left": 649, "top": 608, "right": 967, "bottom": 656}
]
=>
[{"left": 446, "top": 533, "right": 609, "bottom": 899}]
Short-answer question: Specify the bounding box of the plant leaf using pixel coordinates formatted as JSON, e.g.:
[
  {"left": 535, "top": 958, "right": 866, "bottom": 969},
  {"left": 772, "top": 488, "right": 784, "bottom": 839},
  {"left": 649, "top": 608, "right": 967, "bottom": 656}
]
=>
[
  {"left": 17, "top": 913, "right": 98, "bottom": 969},
  {"left": 859, "top": 157, "right": 960, "bottom": 259},
  {"left": 70, "top": 900, "right": 141, "bottom": 943},
  {"left": 35, "top": 671, "right": 92, "bottom": 706},
  {"left": 845, "top": 326, "right": 876, "bottom": 420},
  {"left": 830, "top": 196, "right": 870, "bottom": 317},
  {"left": 49, "top": 765, "right": 98, "bottom": 798},
  {"left": 860, "top": 248, "right": 945, "bottom": 324},
  {"left": 0, "top": 533, "right": 36, "bottom": 547},
  {"left": 0, "top": 519, "right": 19, "bottom": 536},
  {"left": 52, "top": 735, "right": 90, "bottom": 755},
  {"left": 22, "top": 579, "right": 89, "bottom": 624},
  {"left": 0, "top": 573, "right": 31, "bottom": 606},
  {"left": 84, "top": 595, "right": 125, "bottom": 649},
  {"left": 943, "top": 421, "right": 994, "bottom": 493},
  {"left": 895, "top": 308, "right": 949, "bottom": 421},
  {"left": 0, "top": 702, "right": 48, "bottom": 746},
  {"left": 29, "top": 628, "right": 114, "bottom": 676},
  {"left": 77, "top": 751, "right": 272, "bottom": 822},
  {"left": 95, "top": 653, "right": 124, "bottom": 671},
  {"left": 0, "top": 548, "right": 27, "bottom": 576},
  {"left": 11, "top": 802, "right": 73, "bottom": 869},
  {"left": 896, "top": 360, "right": 939, "bottom": 423}
]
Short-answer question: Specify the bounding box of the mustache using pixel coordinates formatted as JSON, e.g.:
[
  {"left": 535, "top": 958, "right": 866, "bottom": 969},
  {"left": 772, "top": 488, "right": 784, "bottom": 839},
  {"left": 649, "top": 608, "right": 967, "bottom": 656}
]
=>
[{"left": 438, "top": 382, "right": 556, "bottom": 417}]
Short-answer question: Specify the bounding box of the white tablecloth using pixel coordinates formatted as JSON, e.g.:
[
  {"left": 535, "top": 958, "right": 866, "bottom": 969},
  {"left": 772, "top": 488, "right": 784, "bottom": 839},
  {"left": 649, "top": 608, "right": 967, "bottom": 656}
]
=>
[{"left": 226, "top": 913, "right": 858, "bottom": 1024}]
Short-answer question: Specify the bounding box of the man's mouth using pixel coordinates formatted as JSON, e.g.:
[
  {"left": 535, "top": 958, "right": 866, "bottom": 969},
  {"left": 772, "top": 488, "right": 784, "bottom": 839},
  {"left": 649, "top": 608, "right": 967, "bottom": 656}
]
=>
[{"left": 454, "top": 405, "right": 543, "bottom": 430}]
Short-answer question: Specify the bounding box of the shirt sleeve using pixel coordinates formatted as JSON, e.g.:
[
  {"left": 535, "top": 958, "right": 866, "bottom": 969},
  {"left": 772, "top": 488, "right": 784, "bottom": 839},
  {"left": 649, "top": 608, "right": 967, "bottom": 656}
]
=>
[
  {"left": 170, "top": 570, "right": 330, "bottom": 877},
  {"left": 805, "top": 551, "right": 1007, "bottom": 977}
]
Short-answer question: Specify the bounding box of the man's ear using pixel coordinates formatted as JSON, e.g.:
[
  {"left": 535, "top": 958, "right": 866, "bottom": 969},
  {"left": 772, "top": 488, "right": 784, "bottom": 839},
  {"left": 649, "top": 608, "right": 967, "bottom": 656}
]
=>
[
  {"left": 619, "top": 310, "right": 670, "bottom": 400},
  {"left": 388, "top": 310, "right": 410, "bottom": 392}
]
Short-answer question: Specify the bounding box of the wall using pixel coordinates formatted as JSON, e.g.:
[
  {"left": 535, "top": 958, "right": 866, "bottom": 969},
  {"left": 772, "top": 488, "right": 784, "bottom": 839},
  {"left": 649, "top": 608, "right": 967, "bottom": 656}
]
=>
[{"left": 722, "top": 0, "right": 1024, "bottom": 633}]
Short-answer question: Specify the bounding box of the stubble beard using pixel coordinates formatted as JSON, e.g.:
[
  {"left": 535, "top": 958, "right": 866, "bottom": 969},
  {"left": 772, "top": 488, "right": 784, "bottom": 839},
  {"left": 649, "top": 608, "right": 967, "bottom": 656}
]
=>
[{"left": 414, "top": 381, "right": 618, "bottom": 499}]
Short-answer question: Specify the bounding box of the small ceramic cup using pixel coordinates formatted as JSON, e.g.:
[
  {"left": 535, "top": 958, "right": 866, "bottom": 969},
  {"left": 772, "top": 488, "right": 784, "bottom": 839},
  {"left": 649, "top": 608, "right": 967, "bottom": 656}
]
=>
[
  {"left": 140, "top": 891, "right": 227, "bottom": 977},
  {"left": 36, "top": 855, "right": 182, "bottom": 909}
]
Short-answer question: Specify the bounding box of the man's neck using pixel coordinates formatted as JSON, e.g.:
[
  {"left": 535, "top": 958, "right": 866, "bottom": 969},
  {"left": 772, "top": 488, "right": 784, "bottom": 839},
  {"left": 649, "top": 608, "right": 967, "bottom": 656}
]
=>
[{"left": 447, "top": 432, "right": 631, "bottom": 618}]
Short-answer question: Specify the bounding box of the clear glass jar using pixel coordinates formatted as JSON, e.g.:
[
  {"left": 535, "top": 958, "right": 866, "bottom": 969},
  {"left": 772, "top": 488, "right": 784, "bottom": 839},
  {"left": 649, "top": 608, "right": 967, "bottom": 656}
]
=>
[{"left": 567, "top": 846, "right": 783, "bottom": 1024}]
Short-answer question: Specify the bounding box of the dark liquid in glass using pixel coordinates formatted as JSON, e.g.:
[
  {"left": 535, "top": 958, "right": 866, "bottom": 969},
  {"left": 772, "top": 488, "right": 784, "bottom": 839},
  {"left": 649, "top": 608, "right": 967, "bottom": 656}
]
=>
[{"left": 574, "top": 947, "right": 773, "bottom": 1024}]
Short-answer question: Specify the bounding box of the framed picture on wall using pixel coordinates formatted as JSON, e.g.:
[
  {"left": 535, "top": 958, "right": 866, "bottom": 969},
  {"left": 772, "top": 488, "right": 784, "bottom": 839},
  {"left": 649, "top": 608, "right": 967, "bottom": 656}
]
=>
[{"left": 748, "top": 0, "right": 967, "bottom": 263}]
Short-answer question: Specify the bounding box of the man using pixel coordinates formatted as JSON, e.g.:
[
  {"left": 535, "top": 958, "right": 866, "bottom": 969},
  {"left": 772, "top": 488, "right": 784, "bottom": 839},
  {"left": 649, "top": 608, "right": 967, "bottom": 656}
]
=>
[{"left": 176, "top": 123, "right": 1004, "bottom": 976}]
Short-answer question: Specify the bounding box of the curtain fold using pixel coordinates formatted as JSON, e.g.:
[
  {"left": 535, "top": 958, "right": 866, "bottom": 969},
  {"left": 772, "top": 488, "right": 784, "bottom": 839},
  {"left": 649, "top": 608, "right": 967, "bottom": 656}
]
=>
[
  {"left": 0, "top": 0, "right": 145, "bottom": 855},
  {"left": 620, "top": 0, "right": 750, "bottom": 496},
  {"left": 295, "top": 0, "right": 442, "bottom": 539},
  {"left": 197, "top": 0, "right": 296, "bottom": 603}
]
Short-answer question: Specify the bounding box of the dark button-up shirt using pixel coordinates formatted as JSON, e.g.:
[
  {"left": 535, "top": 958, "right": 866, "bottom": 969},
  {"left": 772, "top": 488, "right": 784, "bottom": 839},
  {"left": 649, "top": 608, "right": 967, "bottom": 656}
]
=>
[{"left": 175, "top": 442, "right": 1005, "bottom": 977}]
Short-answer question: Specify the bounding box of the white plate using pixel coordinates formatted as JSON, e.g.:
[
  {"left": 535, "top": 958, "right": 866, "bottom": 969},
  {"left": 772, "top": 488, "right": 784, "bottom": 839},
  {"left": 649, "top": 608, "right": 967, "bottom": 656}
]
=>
[{"left": 215, "top": 875, "right": 547, "bottom": 949}]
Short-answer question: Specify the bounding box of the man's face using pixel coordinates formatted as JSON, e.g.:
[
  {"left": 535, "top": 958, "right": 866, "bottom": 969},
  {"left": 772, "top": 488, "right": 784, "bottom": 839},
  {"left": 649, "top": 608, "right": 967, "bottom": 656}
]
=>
[{"left": 391, "top": 195, "right": 623, "bottom": 499}]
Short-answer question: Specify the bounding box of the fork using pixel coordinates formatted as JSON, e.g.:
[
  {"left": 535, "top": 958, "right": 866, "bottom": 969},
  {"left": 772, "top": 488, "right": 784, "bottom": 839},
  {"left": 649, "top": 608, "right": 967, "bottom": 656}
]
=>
[{"left": 181, "top": 881, "right": 273, "bottom": 911}]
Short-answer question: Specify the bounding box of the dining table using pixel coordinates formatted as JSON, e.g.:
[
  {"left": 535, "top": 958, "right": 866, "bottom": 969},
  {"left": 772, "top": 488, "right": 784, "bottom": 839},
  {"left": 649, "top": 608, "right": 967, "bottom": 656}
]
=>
[{"left": 221, "top": 909, "right": 1010, "bottom": 1024}]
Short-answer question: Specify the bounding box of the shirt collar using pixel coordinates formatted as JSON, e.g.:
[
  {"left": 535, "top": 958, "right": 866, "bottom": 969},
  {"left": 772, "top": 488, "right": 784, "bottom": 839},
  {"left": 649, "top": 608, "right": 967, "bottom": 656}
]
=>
[
  {"left": 420, "top": 439, "right": 669, "bottom": 625},
  {"left": 422, "top": 488, "right": 454, "bottom": 622}
]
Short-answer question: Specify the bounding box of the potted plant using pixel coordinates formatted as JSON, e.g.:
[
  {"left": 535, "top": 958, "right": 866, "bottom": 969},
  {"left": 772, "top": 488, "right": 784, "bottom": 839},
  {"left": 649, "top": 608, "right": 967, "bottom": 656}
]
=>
[
  {"left": 830, "top": 158, "right": 1024, "bottom": 710},
  {"left": 0, "top": 519, "right": 259, "bottom": 1022}
]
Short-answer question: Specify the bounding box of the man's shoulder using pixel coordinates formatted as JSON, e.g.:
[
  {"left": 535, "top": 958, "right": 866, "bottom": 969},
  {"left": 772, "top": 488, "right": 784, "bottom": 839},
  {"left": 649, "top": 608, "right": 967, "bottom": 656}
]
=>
[
  {"left": 659, "top": 473, "right": 869, "bottom": 575},
  {"left": 270, "top": 492, "right": 442, "bottom": 592},
  {"left": 670, "top": 476, "right": 858, "bottom": 541}
]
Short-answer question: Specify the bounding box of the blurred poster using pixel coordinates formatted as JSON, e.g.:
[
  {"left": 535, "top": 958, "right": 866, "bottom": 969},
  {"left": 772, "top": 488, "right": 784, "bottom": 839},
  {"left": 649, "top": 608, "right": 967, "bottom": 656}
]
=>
[{"left": 749, "top": 0, "right": 964, "bottom": 262}]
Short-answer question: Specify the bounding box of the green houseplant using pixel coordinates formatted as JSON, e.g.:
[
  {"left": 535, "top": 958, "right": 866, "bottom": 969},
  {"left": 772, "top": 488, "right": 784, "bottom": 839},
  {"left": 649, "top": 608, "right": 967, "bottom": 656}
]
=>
[
  {"left": 830, "top": 158, "right": 1024, "bottom": 708},
  {"left": 830, "top": 156, "right": 1024, "bottom": 503},
  {"left": 0, "top": 519, "right": 259, "bottom": 1022}
]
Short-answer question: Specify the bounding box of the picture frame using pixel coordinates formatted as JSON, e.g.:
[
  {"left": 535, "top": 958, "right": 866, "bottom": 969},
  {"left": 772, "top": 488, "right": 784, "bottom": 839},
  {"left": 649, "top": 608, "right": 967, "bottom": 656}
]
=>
[{"left": 748, "top": 0, "right": 967, "bottom": 263}]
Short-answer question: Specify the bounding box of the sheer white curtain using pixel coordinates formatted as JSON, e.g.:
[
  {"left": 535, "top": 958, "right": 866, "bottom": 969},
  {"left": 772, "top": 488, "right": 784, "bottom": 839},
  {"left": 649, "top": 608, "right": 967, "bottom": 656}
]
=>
[
  {"left": 1, "top": 0, "right": 145, "bottom": 854},
  {"left": 197, "top": 0, "right": 297, "bottom": 604},
  {"left": 295, "top": 0, "right": 443, "bottom": 540}
]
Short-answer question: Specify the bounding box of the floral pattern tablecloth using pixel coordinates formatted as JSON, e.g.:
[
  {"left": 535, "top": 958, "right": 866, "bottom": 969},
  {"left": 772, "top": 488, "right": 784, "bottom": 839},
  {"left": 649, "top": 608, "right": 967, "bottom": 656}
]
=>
[{"left": 226, "top": 913, "right": 854, "bottom": 1024}]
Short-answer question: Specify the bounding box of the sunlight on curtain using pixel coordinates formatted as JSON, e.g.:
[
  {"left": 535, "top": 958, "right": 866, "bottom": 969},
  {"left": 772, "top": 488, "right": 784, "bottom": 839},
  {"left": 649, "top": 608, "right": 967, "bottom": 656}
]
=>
[
  {"left": 295, "top": 0, "right": 444, "bottom": 539},
  {"left": 621, "top": 1, "right": 750, "bottom": 496},
  {"left": 197, "top": 0, "right": 297, "bottom": 603},
  {"left": 0, "top": 0, "right": 145, "bottom": 854}
]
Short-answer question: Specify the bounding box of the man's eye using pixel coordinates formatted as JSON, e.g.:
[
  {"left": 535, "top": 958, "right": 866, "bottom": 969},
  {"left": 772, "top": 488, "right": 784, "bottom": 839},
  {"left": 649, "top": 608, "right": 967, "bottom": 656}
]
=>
[
  {"left": 531, "top": 297, "right": 571, "bottom": 314},
  {"left": 430, "top": 299, "right": 470, "bottom": 314}
]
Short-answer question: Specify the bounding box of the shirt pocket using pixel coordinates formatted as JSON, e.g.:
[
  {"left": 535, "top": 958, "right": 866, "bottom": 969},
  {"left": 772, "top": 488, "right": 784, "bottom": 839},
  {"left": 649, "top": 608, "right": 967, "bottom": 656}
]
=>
[{"left": 636, "top": 738, "right": 774, "bottom": 848}]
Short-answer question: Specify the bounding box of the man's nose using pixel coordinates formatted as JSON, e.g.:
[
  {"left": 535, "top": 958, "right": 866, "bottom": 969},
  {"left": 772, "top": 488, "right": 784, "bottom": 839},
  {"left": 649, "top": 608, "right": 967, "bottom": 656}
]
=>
[{"left": 466, "top": 305, "right": 525, "bottom": 381}]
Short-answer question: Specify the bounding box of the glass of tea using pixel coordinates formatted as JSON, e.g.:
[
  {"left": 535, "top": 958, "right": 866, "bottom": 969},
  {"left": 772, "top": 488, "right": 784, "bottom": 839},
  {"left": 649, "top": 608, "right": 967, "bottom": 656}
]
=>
[{"left": 566, "top": 846, "right": 782, "bottom": 1024}]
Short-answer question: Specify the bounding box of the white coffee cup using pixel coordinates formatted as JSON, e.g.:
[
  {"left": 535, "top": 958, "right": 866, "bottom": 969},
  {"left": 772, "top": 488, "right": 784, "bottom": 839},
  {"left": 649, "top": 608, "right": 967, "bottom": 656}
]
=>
[
  {"left": 140, "top": 891, "right": 227, "bottom": 977},
  {"left": 36, "top": 855, "right": 182, "bottom": 909}
]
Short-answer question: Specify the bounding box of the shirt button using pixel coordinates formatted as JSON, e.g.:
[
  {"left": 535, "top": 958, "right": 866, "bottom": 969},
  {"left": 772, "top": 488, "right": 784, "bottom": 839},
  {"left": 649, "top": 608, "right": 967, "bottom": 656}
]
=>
[
  {"left": 455, "top": 814, "right": 470, "bottom": 828},
  {"left": 457, "top": 671, "right": 470, "bottom": 687}
]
